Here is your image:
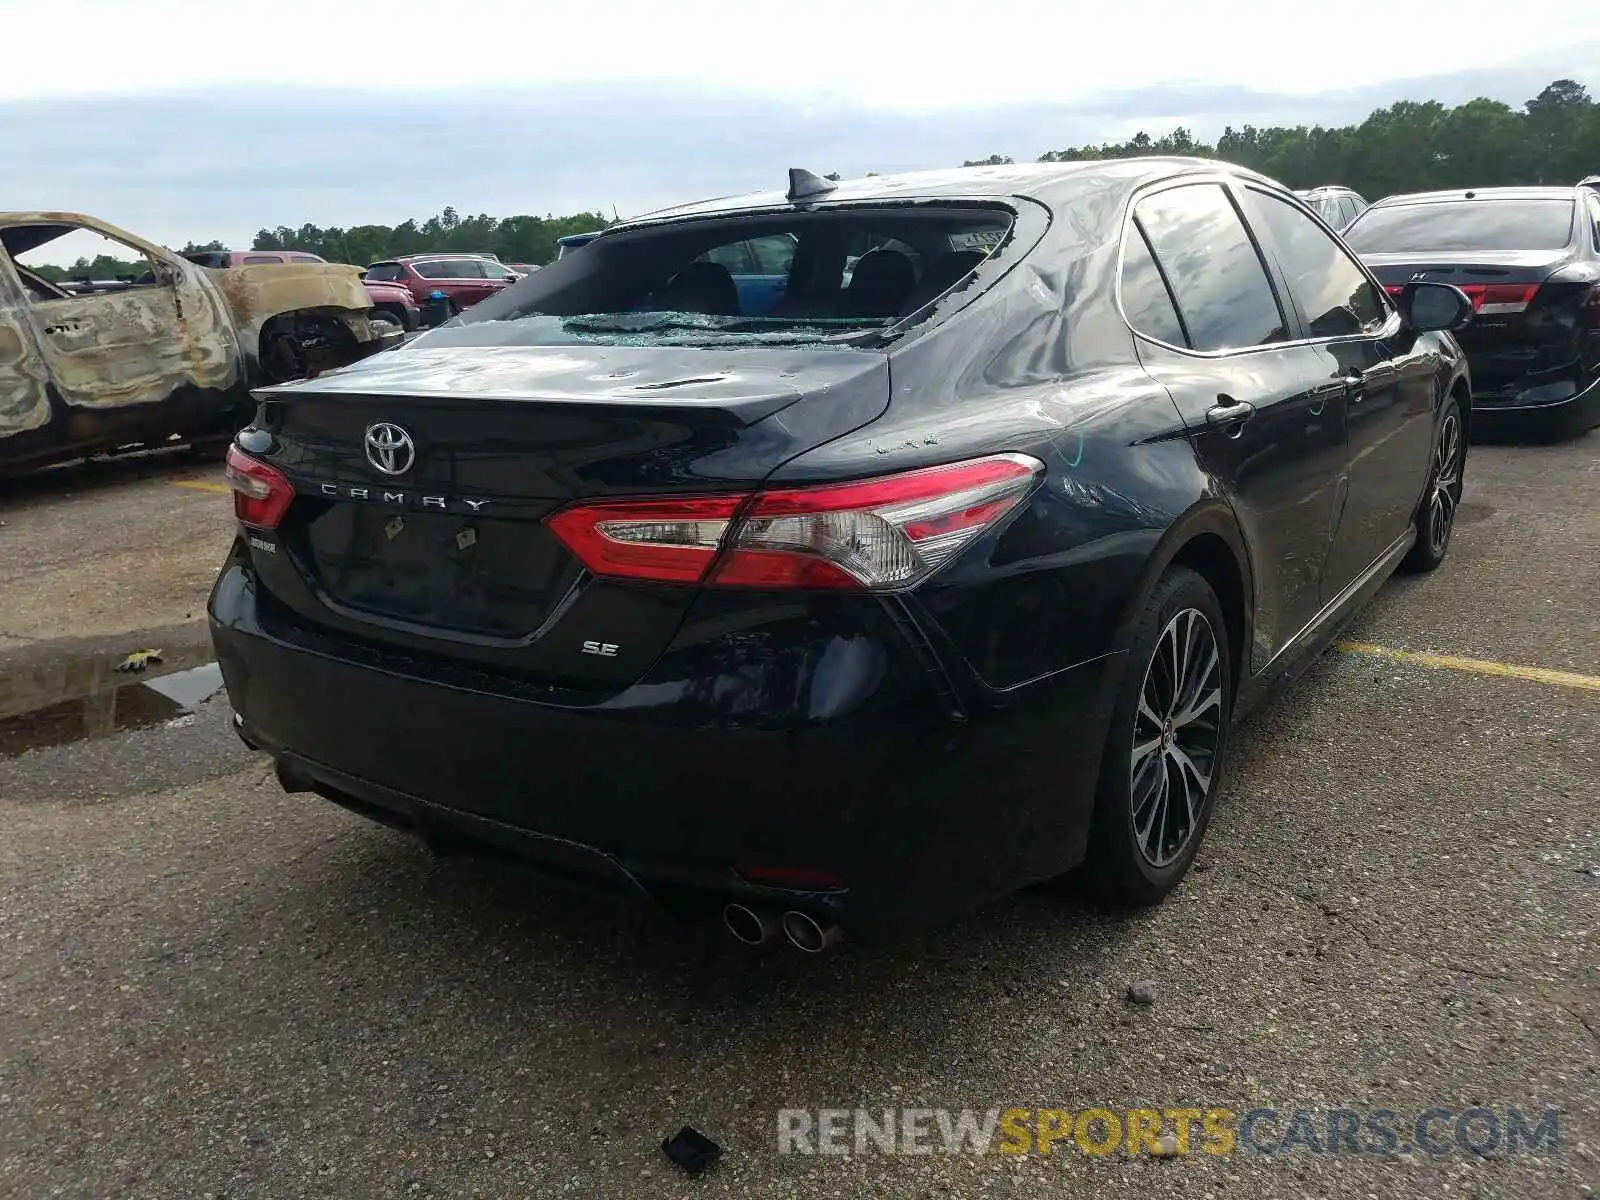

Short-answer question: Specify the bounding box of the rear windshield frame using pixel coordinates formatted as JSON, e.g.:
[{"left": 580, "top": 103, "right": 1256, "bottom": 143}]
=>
[
  {"left": 437, "top": 198, "right": 1046, "bottom": 348},
  {"left": 1345, "top": 198, "right": 1577, "bottom": 254}
]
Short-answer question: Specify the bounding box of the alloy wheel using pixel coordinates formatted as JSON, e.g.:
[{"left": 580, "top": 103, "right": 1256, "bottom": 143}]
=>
[
  {"left": 1129, "top": 608, "right": 1224, "bottom": 867},
  {"left": 1428, "top": 412, "right": 1463, "bottom": 555}
]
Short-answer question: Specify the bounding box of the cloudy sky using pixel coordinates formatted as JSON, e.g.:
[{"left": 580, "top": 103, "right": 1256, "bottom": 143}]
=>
[{"left": 4, "top": 0, "right": 1596, "bottom": 248}]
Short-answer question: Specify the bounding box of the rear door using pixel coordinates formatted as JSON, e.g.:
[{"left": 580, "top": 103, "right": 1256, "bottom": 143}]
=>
[
  {"left": 1242, "top": 186, "right": 1436, "bottom": 596},
  {"left": 1124, "top": 179, "right": 1348, "bottom": 674}
]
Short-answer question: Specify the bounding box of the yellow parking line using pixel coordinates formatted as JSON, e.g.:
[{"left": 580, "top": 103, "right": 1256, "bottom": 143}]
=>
[
  {"left": 1336, "top": 641, "right": 1600, "bottom": 693},
  {"left": 169, "top": 480, "right": 230, "bottom": 494}
]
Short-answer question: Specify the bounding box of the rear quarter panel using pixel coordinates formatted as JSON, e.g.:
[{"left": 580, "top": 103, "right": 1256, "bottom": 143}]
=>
[
  {"left": 769, "top": 216, "right": 1223, "bottom": 693},
  {"left": 210, "top": 261, "right": 376, "bottom": 345}
]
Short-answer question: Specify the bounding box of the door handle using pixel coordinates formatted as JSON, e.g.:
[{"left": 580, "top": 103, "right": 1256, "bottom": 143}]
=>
[
  {"left": 1342, "top": 369, "right": 1366, "bottom": 401},
  {"left": 1206, "top": 396, "right": 1255, "bottom": 436}
]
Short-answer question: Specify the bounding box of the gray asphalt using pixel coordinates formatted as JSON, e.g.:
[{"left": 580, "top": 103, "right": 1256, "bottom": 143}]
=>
[{"left": 0, "top": 434, "right": 1596, "bottom": 1199}]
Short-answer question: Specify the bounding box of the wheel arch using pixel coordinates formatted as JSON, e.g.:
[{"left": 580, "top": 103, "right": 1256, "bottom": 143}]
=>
[{"left": 1114, "top": 499, "right": 1254, "bottom": 694}]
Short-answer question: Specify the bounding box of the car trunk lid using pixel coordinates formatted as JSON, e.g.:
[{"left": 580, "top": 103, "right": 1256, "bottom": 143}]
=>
[
  {"left": 243, "top": 342, "right": 891, "bottom": 690},
  {"left": 1363, "top": 249, "right": 1593, "bottom": 394}
]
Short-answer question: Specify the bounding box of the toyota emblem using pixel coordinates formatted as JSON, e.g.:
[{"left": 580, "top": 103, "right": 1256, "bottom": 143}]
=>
[{"left": 364, "top": 422, "right": 415, "bottom": 475}]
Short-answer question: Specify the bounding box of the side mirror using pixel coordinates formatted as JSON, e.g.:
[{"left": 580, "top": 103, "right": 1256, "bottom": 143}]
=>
[{"left": 1399, "top": 281, "right": 1473, "bottom": 333}]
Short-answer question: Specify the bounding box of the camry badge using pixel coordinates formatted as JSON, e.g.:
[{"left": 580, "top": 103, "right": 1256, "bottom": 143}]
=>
[{"left": 364, "top": 422, "right": 415, "bottom": 475}]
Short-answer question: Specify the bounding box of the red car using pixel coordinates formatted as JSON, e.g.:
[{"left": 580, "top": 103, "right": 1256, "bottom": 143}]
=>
[
  {"left": 183, "top": 249, "right": 420, "bottom": 331},
  {"left": 363, "top": 254, "right": 520, "bottom": 315}
]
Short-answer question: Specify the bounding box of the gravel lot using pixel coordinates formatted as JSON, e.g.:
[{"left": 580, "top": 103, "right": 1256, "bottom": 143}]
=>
[{"left": 0, "top": 437, "right": 1596, "bottom": 1199}]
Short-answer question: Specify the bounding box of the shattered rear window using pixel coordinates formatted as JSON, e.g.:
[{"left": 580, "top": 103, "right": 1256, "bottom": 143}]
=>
[{"left": 434, "top": 204, "right": 1017, "bottom": 348}]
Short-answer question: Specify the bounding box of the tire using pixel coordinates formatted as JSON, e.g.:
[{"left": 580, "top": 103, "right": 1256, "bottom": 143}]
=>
[
  {"left": 371, "top": 309, "right": 407, "bottom": 335},
  {"left": 1083, "top": 566, "right": 1234, "bottom": 906},
  {"left": 1400, "top": 398, "right": 1465, "bottom": 574}
]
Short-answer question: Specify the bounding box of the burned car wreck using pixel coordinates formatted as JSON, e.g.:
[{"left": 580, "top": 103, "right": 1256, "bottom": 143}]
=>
[{"left": 0, "top": 212, "right": 401, "bottom": 476}]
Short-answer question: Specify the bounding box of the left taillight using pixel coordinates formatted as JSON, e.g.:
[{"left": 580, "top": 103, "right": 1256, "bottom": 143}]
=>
[
  {"left": 545, "top": 453, "right": 1043, "bottom": 592},
  {"left": 224, "top": 444, "right": 295, "bottom": 530}
]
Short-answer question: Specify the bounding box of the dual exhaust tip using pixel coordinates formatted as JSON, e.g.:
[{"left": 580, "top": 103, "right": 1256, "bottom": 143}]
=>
[{"left": 723, "top": 903, "right": 842, "bottom": 953}]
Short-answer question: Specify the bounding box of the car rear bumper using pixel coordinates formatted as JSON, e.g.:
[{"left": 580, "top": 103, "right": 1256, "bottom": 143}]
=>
[
  {"left": 1471, "top": 376, "right": 1600, "bottom": 441},
  {"left": 208, "top": 551, "right": 1124, "bottom": 941}
]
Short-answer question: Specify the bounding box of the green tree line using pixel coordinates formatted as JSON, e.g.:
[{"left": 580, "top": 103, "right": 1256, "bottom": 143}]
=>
[
  {"left": 25, "top": 77, "right": 1598, "bottom": 279},
  {"left": 964, "top": 79, "right": 1599, "bottom": 196},
  {"left": 250, "top": 208, "right": 610, "bottom": 268}
]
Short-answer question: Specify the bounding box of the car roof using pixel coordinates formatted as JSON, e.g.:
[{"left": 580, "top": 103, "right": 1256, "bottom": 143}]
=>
[
  {"left": 607, "top": 158, "right": 1282, "bottom": 232},
  {"left": 1296, "top": 186, "right": 1358, "bottom": 197},
  {"left": 1371, "top": 186, "right": 1583, "bottom": 208},
  {"left": 394, "top": 252, "right": 498, "bottom": 262}
]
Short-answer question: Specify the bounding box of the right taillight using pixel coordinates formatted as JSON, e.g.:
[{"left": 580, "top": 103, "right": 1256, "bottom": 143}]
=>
[
  {"left": 224, "top": 444, "right": 295, "bottom": 529},
  {"left": 711, "top": 454, "right": 1042, "bottom": 590},
  {"left": 1474, "top": 283, "right": 1540, "bottom": 315},
  {"left": 545, "top": 453, "right": 1043, "bottom": 592}
]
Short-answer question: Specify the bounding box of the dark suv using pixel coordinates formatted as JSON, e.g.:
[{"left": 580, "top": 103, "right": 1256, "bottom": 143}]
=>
[{"left": 213, "top": 161, "right": 1472, "bottom": 948}]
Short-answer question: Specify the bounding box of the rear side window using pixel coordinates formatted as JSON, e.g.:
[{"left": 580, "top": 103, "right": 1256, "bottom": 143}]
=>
[
  {"left": 1251, "top": 191, "right": 1387, "bottom": 338},
  {"left": 1587, "top": 195, "right": 1600, "bottom": 250},
  {"left": 413, "top": 258, "right": 486, "bottom": 279},
  {"left": 1133, "top": 184, "right": 1288, "bottom": 352},
  {"left": 288, "top": 254, "right": 324, "bottom": 264},
  {"left": 1336, "top": 197, "right": 1358, "bottom": 227},
  {"left": 1344, "top": 199, "right": 1575, "bottom": 253},
  {"left": 244, "top": 254, "right": 284, "bottom": 264},
  {"left": 1119, "top": 221, "right": 1188, "bottom": 346}
]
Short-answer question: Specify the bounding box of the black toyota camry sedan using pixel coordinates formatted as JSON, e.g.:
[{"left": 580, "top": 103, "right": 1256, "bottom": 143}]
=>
[{"left": 210, "top": 159, "right": 1473, "bottom": 949}]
